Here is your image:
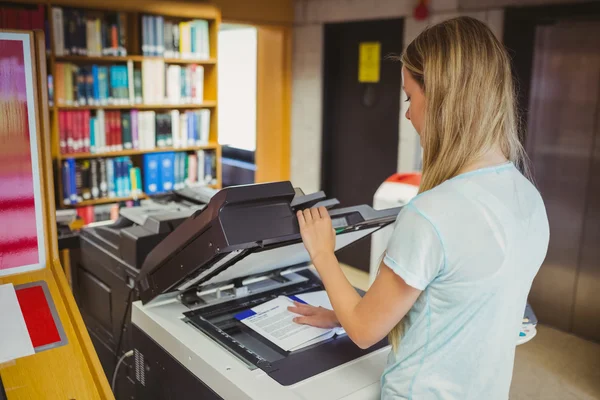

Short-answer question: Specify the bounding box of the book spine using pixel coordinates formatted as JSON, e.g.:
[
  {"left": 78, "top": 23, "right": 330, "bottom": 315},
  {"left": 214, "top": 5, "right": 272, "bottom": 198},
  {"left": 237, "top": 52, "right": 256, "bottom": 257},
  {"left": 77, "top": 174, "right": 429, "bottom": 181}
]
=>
[
  {"left": 52, "top": 7, "right": 65, "bottom": 56},
  {"left": 90, "top": 116, "right": 96, "bottom": 154},
  {"left": 66, "top": 111, "right": 74, "bottom": 153},
  {"left": 131, "top": 109, "right": 139, "bottom": 149},
  {"left": 86, "top": 20, "right": 93, "bottom": 56},
  {"left": 62, "top": 160, "right": 71, "bottom": 205},
  {"left": 98, "top": 66, "right": 108, "bottom": 105},
  {"left": 195, "top": 65, "right": 204, "bottom": 102},
  {"left": 106, "top": 158, "right": 116, "bottom": 197},
  {"left": 164, "top": 21, "right": 172, "bottom": 58},
  {"left": 157, "top": 16, "right": 164, "bottom": 57},
  {"left": 170, "top": 110, "right": 180, "bottom": 148},
  {"left": 77, "top": 110, "right": 85, "bottom": 152},
  {"left": 149, "top": 15, "right": 156, "bottom": 56},
  {"left": 77, "top": 67, "right": 86, "bottom": 105},
  {"left": 122, "top": 111, "right": 132, "bottom": 149},
  {"left": 118, "top": 12, "right": 127, "bottom": 56},
  {"left": 99, "top": 158, "right": 108, "bottom": 198},
  {"left": 85, "top": 68, "right": 94, "bottom": 105},
  {"left": 173, "top": 23, "right": 180, "bottom": 58},
  {"left": 90, "top": 159, "right": 99, "bottom": 199},
  {"left": 141, "top": 15, "right": 148, "bottom": 56},
  {"left": 109, "top": 66, "right": 116, "bottom": 105},
  {"left": 96, "top": 109, "right": 105, "bottom": 153},
  {"left": 127, "top": 61, "right": 134, "bottom": 105},
  {"left": 104, "top": 111, "right": 112, "bottom": 151},
  {"left": 59, "top": 111, "right": 67, "bottom": 154},
  {"left": 165, "top": 113, "right": 173, "bottom": 147},
  {"left": 83, "top": 110, "right": 90, "bottom": 153}
]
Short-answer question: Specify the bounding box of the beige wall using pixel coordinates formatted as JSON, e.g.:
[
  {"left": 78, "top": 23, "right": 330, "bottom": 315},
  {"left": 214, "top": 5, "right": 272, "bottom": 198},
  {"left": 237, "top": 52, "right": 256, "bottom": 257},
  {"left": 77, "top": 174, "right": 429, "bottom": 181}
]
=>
[
  {"left": 291, "top": 0, "right": 505, "bottom": 193},
  {"left": 290, "top": 0, "right": 575, "bottom": 193},
  {"left": 210, "top": 0, "right": 295, "bottom": 24}
]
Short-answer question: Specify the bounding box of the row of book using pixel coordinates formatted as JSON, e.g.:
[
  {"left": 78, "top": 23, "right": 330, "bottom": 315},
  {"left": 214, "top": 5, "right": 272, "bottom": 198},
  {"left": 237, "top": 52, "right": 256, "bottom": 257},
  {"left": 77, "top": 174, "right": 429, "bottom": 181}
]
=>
[
  {"left": 52, "top": 7, "right": 127, "bottom": 57},
  {"left": 53, "top": 62, "right": 204, "bottom": 106},
  {"left": 61, "top": 150, "right": 218, "bottom": 205},
  {"left": 0, "top": 5, "right": 46, "bottom": 35},
  {"left": 59, "top": 109, "right": 211, "bottom": 155},
  {"left": 141, "top": 15, "right": 210, "bottom": 59},
  {"left": 76, "top": 204, "right": 120, "bottom": 225},
  {"left": 61, "top": 156, "right": 142, "bottom": 205},
  {"left": 143, "top": 151, "right": 218, "bottom": 195}
]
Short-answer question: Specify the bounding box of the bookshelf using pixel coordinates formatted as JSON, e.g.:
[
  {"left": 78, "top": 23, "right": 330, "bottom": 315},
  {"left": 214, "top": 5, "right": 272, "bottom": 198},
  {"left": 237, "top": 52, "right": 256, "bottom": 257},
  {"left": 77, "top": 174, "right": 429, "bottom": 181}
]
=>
[{"left": 0, "top": 0, "right": 223, "bottom": 217}]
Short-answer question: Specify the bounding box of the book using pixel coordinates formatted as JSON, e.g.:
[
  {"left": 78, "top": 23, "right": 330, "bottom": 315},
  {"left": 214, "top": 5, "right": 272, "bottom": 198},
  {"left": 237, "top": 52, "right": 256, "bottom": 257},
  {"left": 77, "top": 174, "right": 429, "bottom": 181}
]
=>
[
  {"left": 160, "top": 152, "right": 176, "bottom": 192},
  {"left": 235, "top": 292, "right": 345, "bottom": 352},
  {"left": 98, "top": 158, "right": 108, "bottom": 198},
  {"left": 121, "top": 111, "right": 132, "bottom": 150},
  {"left": 143, "top": 153, "right": 161, "bottom": 195}
]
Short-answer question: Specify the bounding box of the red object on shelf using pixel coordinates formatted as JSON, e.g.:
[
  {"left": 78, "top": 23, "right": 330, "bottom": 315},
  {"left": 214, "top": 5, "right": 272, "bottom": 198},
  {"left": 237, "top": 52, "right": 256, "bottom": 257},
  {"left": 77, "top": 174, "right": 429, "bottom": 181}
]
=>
[
  {"left": 15, "top": 285, "right": 61, "bottom": 348},
  {"left": 414, "top": 0, "right": 429, "bottom": 21}
]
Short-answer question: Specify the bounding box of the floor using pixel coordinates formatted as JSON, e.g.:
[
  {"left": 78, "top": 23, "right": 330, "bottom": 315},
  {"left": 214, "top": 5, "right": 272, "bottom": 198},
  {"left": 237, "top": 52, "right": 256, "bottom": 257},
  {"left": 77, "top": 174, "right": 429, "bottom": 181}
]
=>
[{"left": 339, "top": 265, "right": 600, "bottom": 400}]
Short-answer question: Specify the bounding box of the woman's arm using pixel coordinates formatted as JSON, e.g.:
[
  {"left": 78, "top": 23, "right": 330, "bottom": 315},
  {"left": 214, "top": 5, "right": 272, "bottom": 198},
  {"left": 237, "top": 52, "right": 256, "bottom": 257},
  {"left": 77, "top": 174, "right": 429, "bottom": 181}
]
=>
[{"left": 295, "top": 207, "right": 422, "bottom": 349}]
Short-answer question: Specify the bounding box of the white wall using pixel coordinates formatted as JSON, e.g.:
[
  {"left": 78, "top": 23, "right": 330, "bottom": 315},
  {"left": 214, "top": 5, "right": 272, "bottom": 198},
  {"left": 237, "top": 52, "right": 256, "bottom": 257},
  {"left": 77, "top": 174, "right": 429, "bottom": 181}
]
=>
[{"left": 290, "top": 0, "right": 574, "bottom": 193}]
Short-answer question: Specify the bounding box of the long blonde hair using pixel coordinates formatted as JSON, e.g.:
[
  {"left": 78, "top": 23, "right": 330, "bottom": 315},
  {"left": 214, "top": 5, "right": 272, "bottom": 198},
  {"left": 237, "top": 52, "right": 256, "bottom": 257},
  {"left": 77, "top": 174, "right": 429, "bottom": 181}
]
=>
[{"left": 388, "top": 16, "right": 529, "bottom": 351}]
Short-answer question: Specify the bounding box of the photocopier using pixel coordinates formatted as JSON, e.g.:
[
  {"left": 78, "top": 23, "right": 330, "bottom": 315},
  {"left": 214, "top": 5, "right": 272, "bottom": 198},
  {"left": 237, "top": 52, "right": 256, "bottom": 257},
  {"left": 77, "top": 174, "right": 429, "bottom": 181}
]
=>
[{"left": 131, "top": 181, "right": 402, "bottom": 400}]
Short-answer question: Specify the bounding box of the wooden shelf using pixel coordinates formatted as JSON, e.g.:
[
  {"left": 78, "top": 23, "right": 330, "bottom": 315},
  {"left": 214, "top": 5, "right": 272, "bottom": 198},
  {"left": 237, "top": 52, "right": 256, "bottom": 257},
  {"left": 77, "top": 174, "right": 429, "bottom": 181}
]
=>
[
  {"left": 55, "top": 101, "right": 216, "bottom": 111},
  {"left": 66, "top": 194, "right": 148, "bottom": 207},
  {"left": 58, "top": 144, "right": 219, "bottom": 160},
  {"left": 65, "top": 184, "right": 220, "bottom": 207},
  {"left": 53, "top": 54, "right": 217, "bottom": 65}
]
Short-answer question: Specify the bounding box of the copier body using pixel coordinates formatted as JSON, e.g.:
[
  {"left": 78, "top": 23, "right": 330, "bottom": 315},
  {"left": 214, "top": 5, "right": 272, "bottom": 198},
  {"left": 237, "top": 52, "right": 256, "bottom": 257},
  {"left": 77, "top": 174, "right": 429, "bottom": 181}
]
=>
[{"left": 132, "top": 181, "right": 402, "bottom": 399}]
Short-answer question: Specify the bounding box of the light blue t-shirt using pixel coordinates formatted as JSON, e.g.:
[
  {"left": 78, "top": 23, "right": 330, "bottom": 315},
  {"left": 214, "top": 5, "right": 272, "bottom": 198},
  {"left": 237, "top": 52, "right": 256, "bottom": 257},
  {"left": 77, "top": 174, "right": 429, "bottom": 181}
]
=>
[{"left": 381, "top": 162, "right": 549, "bottom": 400}]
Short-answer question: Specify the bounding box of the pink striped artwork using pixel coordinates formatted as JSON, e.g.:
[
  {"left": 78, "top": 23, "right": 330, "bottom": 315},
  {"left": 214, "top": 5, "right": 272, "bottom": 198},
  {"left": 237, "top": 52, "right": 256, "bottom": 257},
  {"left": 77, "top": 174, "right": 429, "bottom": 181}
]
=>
[{"left": 0, "top": 33, "right": 45, "bottom": 275}]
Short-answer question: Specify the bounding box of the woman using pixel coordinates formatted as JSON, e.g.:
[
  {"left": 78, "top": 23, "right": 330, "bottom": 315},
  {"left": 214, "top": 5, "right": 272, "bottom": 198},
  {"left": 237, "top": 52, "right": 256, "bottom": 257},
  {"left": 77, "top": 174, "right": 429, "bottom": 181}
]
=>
[{"left": 289, "top": 16, "right": 549, "bottom": 399}]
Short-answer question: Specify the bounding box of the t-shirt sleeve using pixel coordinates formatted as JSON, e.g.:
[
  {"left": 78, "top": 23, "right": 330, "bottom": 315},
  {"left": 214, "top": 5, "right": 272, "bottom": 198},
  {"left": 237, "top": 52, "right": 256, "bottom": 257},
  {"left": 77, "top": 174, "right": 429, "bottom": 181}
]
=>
[{"left": 383, "top": 204, "right": 445, "bottom": 291}]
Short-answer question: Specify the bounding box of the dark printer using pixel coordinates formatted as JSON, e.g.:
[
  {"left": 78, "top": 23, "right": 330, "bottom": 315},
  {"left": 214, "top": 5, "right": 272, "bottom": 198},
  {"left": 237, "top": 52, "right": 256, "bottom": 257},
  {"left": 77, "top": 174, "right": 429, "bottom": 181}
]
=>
[
  {"left": 70, "top": 185, "right": 218, "bottom": 399},
  {"left": 131, "top": 181, "right": 401, "bottom": 400}
]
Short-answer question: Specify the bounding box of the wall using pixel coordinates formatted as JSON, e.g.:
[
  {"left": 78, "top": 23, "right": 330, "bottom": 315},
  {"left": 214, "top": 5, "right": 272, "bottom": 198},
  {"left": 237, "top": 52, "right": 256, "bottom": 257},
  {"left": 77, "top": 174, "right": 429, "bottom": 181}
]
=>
[
  {"left": 290, "top": 0, "right": 576, "bottom": 193},
  {"left": 210, "top": 0, "right": 295, "bottom": 24}
]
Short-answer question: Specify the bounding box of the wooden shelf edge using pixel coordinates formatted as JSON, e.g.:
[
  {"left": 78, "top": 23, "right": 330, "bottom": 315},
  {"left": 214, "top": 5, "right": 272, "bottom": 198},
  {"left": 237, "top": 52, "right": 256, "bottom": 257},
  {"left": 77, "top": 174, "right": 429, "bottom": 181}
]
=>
[
  {"left": 58, "top": 144, "right": 219, "bottom": 160},
  {"left": 54, "top": 101, "right": 217, "bottom": 111},
  {"left": 63, "top": 184, "right": 220, "bottom": 207},
  {"left": 64, "top": 193, "right": 148, "bottom": 207},
  {"left": 52, "top": 54, "right": 217, "bottom": 65}
]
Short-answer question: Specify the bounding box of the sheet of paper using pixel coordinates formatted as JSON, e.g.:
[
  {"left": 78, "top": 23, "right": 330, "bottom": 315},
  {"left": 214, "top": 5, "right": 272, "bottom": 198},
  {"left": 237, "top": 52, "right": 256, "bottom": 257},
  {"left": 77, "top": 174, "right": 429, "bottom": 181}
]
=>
[
  {"left": 0, "top": 283, "right": 34, "bottom": 363},
  {"left": 294, "top": 290, "right": 346, "bottom": 336},
  {"left": 236, "top": 296, "right": 332, "bottom": 352}
]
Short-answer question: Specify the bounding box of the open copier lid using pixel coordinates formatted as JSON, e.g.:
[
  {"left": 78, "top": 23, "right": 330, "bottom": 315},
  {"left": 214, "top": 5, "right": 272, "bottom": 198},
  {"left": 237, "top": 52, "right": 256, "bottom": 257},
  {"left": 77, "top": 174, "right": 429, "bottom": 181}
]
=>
[{"left": 137, "top": 181, "right": 400, "bottom": 305}]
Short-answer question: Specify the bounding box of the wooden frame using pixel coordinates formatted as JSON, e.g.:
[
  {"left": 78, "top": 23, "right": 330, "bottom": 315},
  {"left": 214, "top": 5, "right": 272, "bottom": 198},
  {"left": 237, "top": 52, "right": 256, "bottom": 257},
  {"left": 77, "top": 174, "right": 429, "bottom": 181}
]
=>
[
  {"left": 255, "top": 24, "right": 292, "bottom": 183},
  {"left": 0, "top": 29, "right": 113, "bottom": 399}
]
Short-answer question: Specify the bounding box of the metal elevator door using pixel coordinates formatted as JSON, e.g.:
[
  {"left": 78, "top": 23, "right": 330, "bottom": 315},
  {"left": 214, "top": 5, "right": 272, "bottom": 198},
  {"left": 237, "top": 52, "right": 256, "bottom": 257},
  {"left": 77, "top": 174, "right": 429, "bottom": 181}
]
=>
[{"left": 525, "top": 20, "right": 600, "bottom": 342}]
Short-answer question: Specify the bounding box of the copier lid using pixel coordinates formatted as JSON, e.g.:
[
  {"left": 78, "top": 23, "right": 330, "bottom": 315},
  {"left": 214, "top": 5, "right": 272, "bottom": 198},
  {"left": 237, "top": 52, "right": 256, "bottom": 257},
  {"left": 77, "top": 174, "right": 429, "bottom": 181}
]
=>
[{"left": 137, "top": 181, "right": 400, "bottom": 304}]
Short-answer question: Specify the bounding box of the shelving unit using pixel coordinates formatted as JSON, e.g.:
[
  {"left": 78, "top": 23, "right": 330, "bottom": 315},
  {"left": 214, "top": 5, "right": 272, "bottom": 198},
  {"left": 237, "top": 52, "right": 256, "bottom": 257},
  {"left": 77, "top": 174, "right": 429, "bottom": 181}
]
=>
[{"left": 36, "top": 0, "right": 223, "bottom": 212}]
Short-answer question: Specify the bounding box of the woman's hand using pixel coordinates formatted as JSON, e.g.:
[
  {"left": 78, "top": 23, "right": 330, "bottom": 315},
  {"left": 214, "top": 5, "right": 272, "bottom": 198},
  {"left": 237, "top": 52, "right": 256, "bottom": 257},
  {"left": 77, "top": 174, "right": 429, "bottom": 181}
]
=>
[
  {"left": 288, "top": 302, "right": 340, "bottom": 329},
  {"left": 297, "top": 206, "right": 336, "bottom": 263}
]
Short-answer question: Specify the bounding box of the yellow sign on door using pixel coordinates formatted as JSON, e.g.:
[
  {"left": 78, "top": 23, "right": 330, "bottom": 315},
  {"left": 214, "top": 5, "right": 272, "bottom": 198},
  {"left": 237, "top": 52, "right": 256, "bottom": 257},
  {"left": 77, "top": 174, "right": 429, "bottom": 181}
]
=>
[{"left": 358, "top": 42, "right": 381, "bottom": 83}]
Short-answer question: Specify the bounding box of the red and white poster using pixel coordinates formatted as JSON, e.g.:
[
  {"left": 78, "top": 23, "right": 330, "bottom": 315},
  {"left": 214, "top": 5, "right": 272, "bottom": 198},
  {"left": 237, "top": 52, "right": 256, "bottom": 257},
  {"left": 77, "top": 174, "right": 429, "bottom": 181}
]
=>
[{"left": 0, "top": 32, "right": 46, "bottom": 275}]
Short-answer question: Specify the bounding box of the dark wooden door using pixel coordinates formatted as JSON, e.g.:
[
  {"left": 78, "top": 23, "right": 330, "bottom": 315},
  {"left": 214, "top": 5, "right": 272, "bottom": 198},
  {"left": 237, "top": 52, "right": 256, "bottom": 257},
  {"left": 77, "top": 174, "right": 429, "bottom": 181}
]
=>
[
  {"left": 322, "top": 18, "right": 403, "bottom": 272},
  {"left": 525, "top": 20, "right": 600, "bottom": 341}
]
